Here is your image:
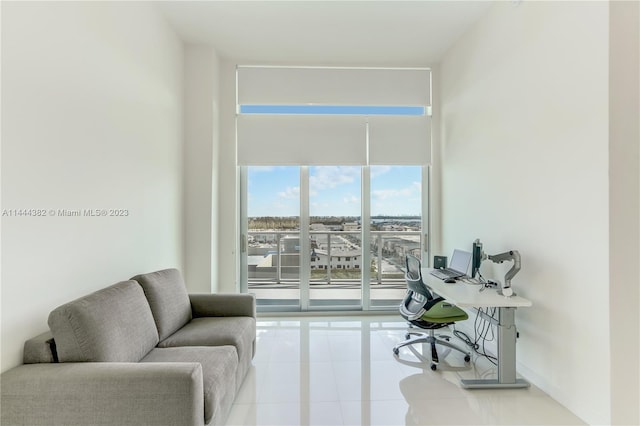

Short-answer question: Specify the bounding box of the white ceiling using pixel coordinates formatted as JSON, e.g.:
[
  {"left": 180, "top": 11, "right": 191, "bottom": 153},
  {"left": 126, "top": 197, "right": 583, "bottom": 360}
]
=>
[{"left": 156, "top": 1, "right": 493, "bottom": 66}]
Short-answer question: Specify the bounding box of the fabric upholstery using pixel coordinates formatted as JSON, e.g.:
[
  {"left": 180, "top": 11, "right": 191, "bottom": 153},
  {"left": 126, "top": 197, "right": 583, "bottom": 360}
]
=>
[
  {"left": 48, "top": 281, "right": 159, "bottom": 362},
  {"left": 158, "top": 316, "right": 256, "bottom": 389},
  {"left": 131, "top": 268, "right": 192, "bottom": 341},
  {"left": 5, "top": 268, "right": 257, "bottom": 426},
  {"left": 141, "top": 346, "right": 238, "bottom": 425},
  {"left": 0, "top": 362, "right": 204, "bottom": 426},
  {"left": 23, "top": 331, "right": 57, "bottom": 364},
  {"left": 190, "top": 294, "right": 256, "bottom": 318},
  {"left": 421, "top": 300, "right": 469, "bottom": 323}
]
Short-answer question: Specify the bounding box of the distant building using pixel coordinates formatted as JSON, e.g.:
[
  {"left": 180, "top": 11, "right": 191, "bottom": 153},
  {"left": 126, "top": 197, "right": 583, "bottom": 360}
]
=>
[
  {"left": 376, "top": 235, "right": 420, "bottom": 259},
  {"left": 311, "top": 249, "right": 361, "bottom": 270},
  {"left": 281, "top": 235, "right": 300, "bottom": 253},
  {"left": 342, "top": 222, "right": 360, "bottom": 231}
]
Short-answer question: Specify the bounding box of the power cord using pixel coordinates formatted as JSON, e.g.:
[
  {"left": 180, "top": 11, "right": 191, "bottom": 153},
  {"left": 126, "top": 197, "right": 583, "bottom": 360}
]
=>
[
  {"left": 452, "top": 328, "right": 478, "bottom": 350},
  {"left": 461, "top": 271, "right": 489, "bottom": 286},
  {"left": 453, "top": 307, "right": 498, "bottom": 365},
  {"left": 476, "top": 307, "right": 497, "bottom": 365}
]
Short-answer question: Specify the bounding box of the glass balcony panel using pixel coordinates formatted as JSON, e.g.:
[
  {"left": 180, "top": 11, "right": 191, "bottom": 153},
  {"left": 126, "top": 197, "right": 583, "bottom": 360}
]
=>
[{"left": 309, "top": 165, "right": 362, "bottom": 309}]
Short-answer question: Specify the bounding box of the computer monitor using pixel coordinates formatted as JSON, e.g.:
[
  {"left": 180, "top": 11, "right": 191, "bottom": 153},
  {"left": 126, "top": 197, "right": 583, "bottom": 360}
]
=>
[{"left": 471, "top": 239, "right": 483, "bottom": 278}]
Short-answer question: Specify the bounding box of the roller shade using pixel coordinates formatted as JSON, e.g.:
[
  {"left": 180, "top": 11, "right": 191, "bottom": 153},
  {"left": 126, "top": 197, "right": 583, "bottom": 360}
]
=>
[
  {"left": 368, "top": 116, "right": 431, "bottom": 165},
  {"left": 237, "top": 66, "right": 431, "bottom": 106},
  {"left": 237, "top": 114, "right": 431, "bottom": 166},
  {"left": 237, "top": 115, "right": 366, "bottom": 165},
  {"left": 236, "top": 66, "right": 431, "bottom": 166}
]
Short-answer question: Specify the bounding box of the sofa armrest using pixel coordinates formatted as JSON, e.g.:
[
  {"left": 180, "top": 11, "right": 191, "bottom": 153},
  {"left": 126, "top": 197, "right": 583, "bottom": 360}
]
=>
[
  {"left": 23, "top": 330, "right": 57, "bottom": 363},
  {"left": 1, "top": 362, "right": 205, "bottom": 426},
  {"left": 189, "top": 293, "right": 256, "bottom": 318}
]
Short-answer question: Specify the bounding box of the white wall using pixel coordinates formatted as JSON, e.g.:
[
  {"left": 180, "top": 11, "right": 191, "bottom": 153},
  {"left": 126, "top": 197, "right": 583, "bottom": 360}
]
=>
[
  {"left": 429, "top": 65, "right": 443, "bottom": 257},
  {"left": 216, "top": 59, "right": 240, "bottom": 293},
  {"left": 183, "top": 46, "right": 220, "bottom": 293},
  {"left": 181, "top": 55, "right": 237, "bottom": 295},
  {"left": 609, "top": 2, "right": 640, "bottom": 424},
  {"left": 1, "top": 2, "right": 184, "bottom": 372},
  {"left": 440, "top": 2, "right": 610, "bottom": 424}
]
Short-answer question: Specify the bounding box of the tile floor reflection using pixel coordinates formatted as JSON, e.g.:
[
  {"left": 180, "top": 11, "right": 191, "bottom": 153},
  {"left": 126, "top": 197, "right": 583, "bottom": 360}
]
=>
[{"left": 225, "top": 316, "right": 585, "bottom": 426}]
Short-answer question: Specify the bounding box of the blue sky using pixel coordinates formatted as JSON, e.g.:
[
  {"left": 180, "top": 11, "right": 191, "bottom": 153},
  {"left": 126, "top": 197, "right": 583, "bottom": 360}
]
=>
[{"left": 247, "top": 166, "right": 421, "bottom": 217}]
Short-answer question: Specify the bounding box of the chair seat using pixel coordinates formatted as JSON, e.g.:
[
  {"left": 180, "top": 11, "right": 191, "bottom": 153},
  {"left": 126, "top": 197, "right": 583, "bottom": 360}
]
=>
[{"left": 421, "top": 300, "right": 468, "bottom": 323}]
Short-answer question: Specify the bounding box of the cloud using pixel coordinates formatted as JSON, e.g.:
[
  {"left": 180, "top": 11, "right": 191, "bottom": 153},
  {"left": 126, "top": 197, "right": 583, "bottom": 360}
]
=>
[
  {"left": 310, "top": 166, "right": 360, "bottom": 192},
  {"left": 372, "top": 188, "right": 412, "bottom": 200},
  {"left": 278, "top": 186, "right": 300, "bottom": 199},
  {"left": 370, "top": 166, "right": 392, "bottom": 179},
  {"left": 343, "top": 195, "right": 360, "bottom": 204},
  {"left": 372, "top": 181, "right": 420, "bottom": 201}
]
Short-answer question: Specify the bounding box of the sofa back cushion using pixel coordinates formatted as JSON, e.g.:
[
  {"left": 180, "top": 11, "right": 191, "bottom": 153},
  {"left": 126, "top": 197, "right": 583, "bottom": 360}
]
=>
[
  {"left": 48, "top": 281, "right": 159, "bottom": 362},
  {"left": 131, "top": 268, "right": 192, "bottom": 341}
]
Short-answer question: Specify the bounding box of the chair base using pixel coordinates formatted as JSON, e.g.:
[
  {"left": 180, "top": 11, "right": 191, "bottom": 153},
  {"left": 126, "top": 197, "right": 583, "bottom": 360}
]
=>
[{"left": 393, "top": 328, "right": 471, "bottom": 370}]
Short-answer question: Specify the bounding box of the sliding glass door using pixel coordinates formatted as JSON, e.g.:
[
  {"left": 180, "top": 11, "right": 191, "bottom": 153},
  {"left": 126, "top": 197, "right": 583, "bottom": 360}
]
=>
[
  {"left": 242, "top": 166, "right": 301, "bottom": 309},
  {"left": 240, "top": 165, "right": 427, "bottom": 312},
  {"left": 369, "top": 165, "right": 424, "bottom": 308},
  {"left": 308, "top": 166, "right": 362, "bottom": 309}
]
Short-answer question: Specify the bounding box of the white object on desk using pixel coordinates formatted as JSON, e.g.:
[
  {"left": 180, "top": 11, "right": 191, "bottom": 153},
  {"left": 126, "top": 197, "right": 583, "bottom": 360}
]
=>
[{"left": 422, "top": 268, "right": 532, "bottom": 389}]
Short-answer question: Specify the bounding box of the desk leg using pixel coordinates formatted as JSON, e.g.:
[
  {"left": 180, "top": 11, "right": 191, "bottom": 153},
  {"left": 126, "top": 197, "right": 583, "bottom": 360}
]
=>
[{"left": 461, "top": 307, "right": 529, "bottom": 389}]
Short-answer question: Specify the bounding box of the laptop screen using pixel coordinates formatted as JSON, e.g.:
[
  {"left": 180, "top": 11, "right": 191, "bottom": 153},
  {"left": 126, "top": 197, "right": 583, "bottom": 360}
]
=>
[{"left": 449, "top": 249, "right": 472, "bottom": 275}]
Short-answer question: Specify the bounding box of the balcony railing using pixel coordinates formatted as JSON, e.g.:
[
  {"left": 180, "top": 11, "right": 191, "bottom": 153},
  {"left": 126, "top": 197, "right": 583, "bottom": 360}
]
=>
[{"left": 247, "top": 230, "right": 422, "bottom": 287}]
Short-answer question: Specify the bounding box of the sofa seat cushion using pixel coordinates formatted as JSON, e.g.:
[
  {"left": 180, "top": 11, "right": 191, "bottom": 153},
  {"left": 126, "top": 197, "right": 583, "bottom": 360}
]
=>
[
  {"left": 131, "top": 269, "right": 192, "bottom": 341},
  {"left": 158, "top": 316, "right": 256, "bottom": 391},
  {"left": 141, "top": 346, "right": 238, "bottom": 425},
  {"left": 158, "top": 317, "right": 254, "bottom": 352},
  {"left": 48, "top": 281, "right": 159, "bottom": 362}
]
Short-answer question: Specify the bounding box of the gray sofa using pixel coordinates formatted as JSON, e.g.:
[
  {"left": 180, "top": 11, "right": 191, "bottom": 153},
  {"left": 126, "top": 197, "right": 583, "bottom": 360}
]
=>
[{"left": 0, "top": 268, "right": 256, "bottom": 426}]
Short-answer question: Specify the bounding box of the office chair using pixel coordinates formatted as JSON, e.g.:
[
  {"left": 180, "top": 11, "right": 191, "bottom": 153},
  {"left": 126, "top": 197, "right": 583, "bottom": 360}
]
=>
[{"left": 393, "top": 254, "right": 471, "bottom": 370}]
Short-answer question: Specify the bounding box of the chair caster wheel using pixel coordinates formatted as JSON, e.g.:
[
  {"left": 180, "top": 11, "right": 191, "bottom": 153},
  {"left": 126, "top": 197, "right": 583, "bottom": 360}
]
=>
[
  {"left": 430, "top": 364, "right": 437, "bottom": 371},
  {"left": 464, "top": 355, "right": 471, "bottom": 362},
  {"left": 405, "top": 334, "right": 411, "bottom": 340},
  {"left": 393, "top": 348, "right": 399, "bottom": 355},
  {"left": 442, "top": 336, "right": 450, "bottom": 341}
]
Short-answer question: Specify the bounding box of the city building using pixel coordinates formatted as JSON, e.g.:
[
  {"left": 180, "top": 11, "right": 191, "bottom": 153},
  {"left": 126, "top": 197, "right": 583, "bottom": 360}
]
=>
[{"left": 311, "top": 249, "right": 361, "bottom": 270}]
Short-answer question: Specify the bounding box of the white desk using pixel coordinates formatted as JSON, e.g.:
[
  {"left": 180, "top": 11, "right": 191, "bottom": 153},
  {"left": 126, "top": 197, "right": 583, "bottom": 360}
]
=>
[{"left": 422, "top": 268, "right": 532, "bottom": 389}]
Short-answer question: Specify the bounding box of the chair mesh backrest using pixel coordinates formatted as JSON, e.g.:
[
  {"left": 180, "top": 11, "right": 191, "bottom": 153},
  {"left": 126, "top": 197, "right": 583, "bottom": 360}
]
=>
[{"left": 405, "top": 255, "right": 433, "bottom": 300}]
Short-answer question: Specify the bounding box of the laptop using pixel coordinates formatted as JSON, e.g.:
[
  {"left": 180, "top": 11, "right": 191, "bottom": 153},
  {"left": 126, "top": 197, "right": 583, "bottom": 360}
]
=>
[{"left": 430, "top": 249, "right": 472, "bottom": 280}]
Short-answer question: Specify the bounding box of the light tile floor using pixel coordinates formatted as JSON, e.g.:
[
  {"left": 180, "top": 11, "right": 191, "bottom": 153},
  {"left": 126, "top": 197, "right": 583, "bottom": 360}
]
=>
[{"left": 225, "top": 316, "right": 585, "bottom": 426}]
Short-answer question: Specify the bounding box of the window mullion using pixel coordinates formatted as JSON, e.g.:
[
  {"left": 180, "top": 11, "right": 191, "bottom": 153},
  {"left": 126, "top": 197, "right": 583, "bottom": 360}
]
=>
[
  {"left": 361, "top": 166, "right": 371, "bottom": 310},
  {"left": 300, "top": 166, "right": 310, "bottom": 311}
]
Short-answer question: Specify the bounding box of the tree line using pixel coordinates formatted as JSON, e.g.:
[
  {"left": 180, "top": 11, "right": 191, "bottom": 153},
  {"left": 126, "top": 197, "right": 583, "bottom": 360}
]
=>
[{"left": 249, "top": 216, "right": 360, "bottom": 230}]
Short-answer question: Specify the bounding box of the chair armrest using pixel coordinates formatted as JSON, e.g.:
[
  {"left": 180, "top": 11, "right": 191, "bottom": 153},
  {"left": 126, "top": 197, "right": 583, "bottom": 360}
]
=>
[
  {"left": 189, "top": 293, "right": 256, "bottom": 318},
  {"left": 1, "top": 362, "right": 204, "bottom": 426}
]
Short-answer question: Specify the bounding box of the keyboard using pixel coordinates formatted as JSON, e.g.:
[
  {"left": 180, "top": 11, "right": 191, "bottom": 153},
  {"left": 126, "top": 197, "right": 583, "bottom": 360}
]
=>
[{"left": 429, "top": 269, "right": 464, "bottom": 280}]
